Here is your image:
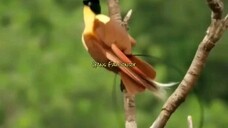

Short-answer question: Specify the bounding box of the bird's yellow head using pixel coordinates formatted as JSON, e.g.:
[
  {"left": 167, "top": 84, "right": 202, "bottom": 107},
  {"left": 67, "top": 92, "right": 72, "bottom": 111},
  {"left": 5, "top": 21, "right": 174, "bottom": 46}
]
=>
[{"left": 83, "top": 0, "right": 101, "bottom": 14}]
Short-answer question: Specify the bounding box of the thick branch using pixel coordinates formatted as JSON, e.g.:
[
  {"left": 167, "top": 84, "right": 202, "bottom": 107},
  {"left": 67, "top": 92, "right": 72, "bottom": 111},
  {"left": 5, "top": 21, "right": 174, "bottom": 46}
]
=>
[
  {"left": 124, "top": 92, "right": 137, "bottom": 128},
  {"left": 107, "top": 0, "right": 122, "bottom": 24},
  {"left": 150, "top": 0, "right": 227, "bottom": 128},
  {"left": 107, "top": 1, "right": 137, "bottom": 128}
]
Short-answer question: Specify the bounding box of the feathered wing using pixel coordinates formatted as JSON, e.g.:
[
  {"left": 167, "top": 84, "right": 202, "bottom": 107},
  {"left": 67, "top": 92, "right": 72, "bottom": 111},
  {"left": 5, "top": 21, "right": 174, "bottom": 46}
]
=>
[
  {"left": 94, "top": 15, "right": 176, "bottom": 98},
  {"left": 83, "top": 33, "right": 109, "bottom": 63},
  {"left": 94, "top": 17, "right": 132, "bottom": 54}
]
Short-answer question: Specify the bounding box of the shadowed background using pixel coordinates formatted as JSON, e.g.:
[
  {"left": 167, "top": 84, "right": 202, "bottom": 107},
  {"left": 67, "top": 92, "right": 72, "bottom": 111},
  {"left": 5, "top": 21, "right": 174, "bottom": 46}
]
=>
[{"left": 0, "top": 0, "right": 227, "bottom": 128}]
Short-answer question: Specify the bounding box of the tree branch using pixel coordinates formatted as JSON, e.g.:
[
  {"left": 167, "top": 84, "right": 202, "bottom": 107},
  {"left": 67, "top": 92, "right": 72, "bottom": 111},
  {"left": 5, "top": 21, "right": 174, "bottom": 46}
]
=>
[
  {"left": 107, "top": 0, "right": 227, "bottom": 128},
  {"left": 225, "top": 14, "right": 228, "bottom": 29},
  {"left": 123, "top": 9, "right": 133, "bottom": 30},
  {"left": 107, "top": 1, "right": 137, "bottom": 128},
  {"left": 207, "top": 0, "right": 223, "bottom": 19},
  {"left": 150, "top": 0, "right": 227, "bottom": 127},
  {"left": 187, "top": 115, "right": 194, "bottom": 128},
  {"left": 107, "top": 0, "right": 122, "bottom": 24},
  {"left": 124, "top": 92, "right": 137, "bottom": 128}
]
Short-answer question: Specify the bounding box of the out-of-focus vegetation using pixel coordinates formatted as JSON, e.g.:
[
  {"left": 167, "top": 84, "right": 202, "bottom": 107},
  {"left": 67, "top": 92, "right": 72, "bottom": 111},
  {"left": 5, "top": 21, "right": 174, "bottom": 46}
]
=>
[{"left": 0, "top": 0, "right": 227, "bottom": 128}]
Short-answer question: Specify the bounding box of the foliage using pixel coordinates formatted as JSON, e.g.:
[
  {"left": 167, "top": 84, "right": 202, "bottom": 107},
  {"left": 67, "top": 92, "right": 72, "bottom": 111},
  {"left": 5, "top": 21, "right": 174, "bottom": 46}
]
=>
[{"left": 0, "top": 0, "right": 227, "bottom": 128}]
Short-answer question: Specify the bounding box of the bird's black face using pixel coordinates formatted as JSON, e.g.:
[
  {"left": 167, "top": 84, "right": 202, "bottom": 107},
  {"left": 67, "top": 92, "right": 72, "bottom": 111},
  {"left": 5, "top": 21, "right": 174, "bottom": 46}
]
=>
[{"left": 83, "top": 0, "right": 101, "bottom": 14}]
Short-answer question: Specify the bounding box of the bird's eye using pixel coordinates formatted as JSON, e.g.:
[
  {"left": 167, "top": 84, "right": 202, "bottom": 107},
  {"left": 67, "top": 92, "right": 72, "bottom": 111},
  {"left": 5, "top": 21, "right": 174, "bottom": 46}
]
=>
[{"left": 88, "top": 1, "right": 92, "bottom": 6}]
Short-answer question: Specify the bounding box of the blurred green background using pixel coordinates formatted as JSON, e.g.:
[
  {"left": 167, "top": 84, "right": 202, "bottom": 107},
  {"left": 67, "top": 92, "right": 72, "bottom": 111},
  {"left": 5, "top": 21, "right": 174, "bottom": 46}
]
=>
[{"left": 0, "top": 0, "right": 227, "bottom": 128}]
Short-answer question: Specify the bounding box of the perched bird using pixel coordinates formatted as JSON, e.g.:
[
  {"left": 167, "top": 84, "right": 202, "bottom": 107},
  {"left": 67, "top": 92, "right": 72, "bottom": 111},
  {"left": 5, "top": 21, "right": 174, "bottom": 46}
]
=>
[{"left": 81, "top": 0, "right": 175, "bottom": 98}]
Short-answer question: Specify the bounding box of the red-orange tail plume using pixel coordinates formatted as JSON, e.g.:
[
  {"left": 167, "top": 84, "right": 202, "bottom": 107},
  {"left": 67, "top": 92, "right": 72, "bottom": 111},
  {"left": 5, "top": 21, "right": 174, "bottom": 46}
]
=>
[{"left": 106, "top": 44, "right": 177, "bottom": 99}]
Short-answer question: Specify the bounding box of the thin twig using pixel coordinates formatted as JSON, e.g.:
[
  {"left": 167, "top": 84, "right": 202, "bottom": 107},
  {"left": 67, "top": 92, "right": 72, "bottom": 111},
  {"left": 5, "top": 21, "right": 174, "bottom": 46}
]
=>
[
  {"left": 107, "top": 1, "right": 137, "bottom": 128},
  {"left": 225, "top": 14, "right": 228, "bottom": 29},
  {"left": 123, "top": 9, "right": 133, "bottom": 30},
  {"left": 150, "top": 0, "right": 227, "bottom": 128},
  {"left": 123, "top": 9, "right": 133, "bottom": 23},
  {"left": 187, "top": 115, "right": 193, "bottom": 128}
]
